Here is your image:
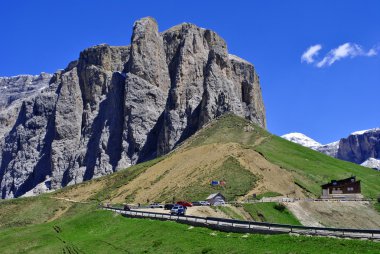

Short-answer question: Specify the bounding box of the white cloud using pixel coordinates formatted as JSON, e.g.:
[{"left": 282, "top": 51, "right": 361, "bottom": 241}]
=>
[
  {"left": 301, "top": 44, "right": 322, "bottom": 64},
  {"left": 367, "top": 45, "right": 379, "bottom": 56},
  {"left": 301, "top": 42, "right": 379, "bottom": 68},
  {"left": 316, "top": 43, "right": 365, "bottom": 68}
]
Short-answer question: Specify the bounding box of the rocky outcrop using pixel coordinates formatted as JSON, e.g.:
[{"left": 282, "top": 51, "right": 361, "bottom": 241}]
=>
[
  {"left": 0, "top": 73, "right": 52, "bottom": 139},
  {"left": 0, "top": 73, "right": 52, "bottom": 110},
  {"left": 337, "top": 129, "right": 380, "bottom": 165},
  {"left": 316, "top": 141, "right": 339, "bottom": 158},
  {"left": 0, "top": 17, "right": 266, "bottom": 198}
]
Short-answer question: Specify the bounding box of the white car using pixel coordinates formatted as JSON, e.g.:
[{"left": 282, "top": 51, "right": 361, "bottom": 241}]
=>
[
  {"left": 199, "top": 201, "right": 210, "bottom": 206},
  {"left": 149, "top": 203, "right": 164, "bottom": 208}
]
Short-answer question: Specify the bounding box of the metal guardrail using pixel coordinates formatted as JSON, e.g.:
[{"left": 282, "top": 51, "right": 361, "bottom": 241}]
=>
[{"left": 102, "top": 207, "right": 380, "bottom": 239}]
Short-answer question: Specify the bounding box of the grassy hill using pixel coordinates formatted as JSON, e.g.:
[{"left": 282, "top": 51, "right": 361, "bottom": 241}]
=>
[
  {"left": 0, "top": 203, "right": 379, "bottom": 254},
  {"left": 42, "top": 114, "right": 380, "bottom": 204},
  {"left": 1, "top": 114, "right": 380, "bottom": 252}
]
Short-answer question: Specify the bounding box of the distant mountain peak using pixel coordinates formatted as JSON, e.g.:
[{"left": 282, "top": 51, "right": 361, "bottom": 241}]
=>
[
  {"left": 351, "top": 128, "right": 380, "bottom": 136},
  {"left": 282, "top": 129, "right": 380, "bottom": 171},
  {"left": 281, "top": 132, "right": 322, "bottom": 148}
]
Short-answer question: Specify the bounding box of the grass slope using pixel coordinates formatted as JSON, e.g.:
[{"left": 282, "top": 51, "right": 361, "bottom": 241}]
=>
[
  {"left": 187, "top": 114, "right": 380, "bottom": 199},
  {"left": 255, "top": 135, "right": 380, "bottom": 198},
  {"left": 0, "top": 206, "right": 379, "bottom": 254},
  {"left": 243, "top": 202, "right": 302, "bottom": 225},
  {"left": 0, "top": 196, "right": 72, "bottom": 229},
  {"left": 1, "top": 114, "right": 380, "bottom": 251}
]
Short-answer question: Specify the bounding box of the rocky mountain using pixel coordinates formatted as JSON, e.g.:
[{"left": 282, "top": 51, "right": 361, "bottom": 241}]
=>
[
  {"left": 0, "top": 73, "right": 53, "bottom": 145},
  {"left": 282, "top": 129, "right": 380, "bottom": 170},
  {"left": 337, "top": 129, "right": 380, "bottom": 168},
  {"left": 0, "top": 73, "right": 52, "bottom": 110},
  {"left": 315, "top": 141, "right": 339, "bottom": 158},
  {"left": 0, "top": 17, "right": 266, "bottom": 199}
]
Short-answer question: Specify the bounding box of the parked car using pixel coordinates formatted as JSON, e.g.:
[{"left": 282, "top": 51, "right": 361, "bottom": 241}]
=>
[
  {"left": 213, "top": 200, "right": 225, "bottom": 206},
  {"left": 170, "top": 205, "right": 186, "bottom": 215},
  {"left": 192, "top": 201, "right": 210, "bottom": 206},
  {"left": 149, "top": 203, "right": 164, "bottom": 208},
  {"left": 123, "top": 205, "right": 131, "bottom": 211},
  {"left": 176, "top": 201, "right": 193, "bottom": 207},
  {"left": 164, "top": 204, "right": 175, "bottom": 210}
]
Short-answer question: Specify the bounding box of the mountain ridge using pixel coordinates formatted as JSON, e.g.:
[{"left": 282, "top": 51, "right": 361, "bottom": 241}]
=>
[
  {"left": 282, "top": 130, "right": 380, "bottom": 170},
  {"left": 0, "top": 17, "right": 266, "bottom": 199}
]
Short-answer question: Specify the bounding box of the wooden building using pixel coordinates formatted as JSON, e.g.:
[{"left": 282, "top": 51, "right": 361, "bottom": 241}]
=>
[
  {"left": 206, "top": 192, "right": 226, "bottom": 206},
  {"left": 321, "top": 176, "right": 362, "bottom": 199}
]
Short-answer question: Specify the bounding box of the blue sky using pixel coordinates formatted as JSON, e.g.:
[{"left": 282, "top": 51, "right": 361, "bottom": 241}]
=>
[{"left": 0, "top": 0, "right": 379, "bottom": 144}]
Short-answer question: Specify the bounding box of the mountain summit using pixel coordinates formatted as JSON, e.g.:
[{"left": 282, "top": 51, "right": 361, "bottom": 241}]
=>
[
  {"left": 0, "top": 17, "right": 266, "bottom": 198},
  {"left": 282, "top": 129, "right": 380, "bottom": 170}
]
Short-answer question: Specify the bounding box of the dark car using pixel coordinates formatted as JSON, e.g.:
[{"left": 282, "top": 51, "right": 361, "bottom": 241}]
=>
[
  {"left": 164, "top": 204, "right": 175, "bottom": 210},
  {"left": 176, "top": 201, "right": 193, "bottom": 207},
  {"left": 123, "top": 205, "right": 131, "bottom": 211}
]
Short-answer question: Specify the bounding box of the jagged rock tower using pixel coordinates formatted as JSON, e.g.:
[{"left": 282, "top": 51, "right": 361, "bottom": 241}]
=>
[{"left": 0, "top": 17, "right": 266, "bottom": 198}]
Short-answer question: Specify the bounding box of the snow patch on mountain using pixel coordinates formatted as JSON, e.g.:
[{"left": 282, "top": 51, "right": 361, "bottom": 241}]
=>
[
  {"left": 360, "top": 158, "right": 380, "bottom": 170},
  {"left": 316, "top": 141, "right": 340, "bottom": 158},
  {"left": 281, "top": 132, "right": 322, "bottom": 148},
  {"left": 351, "top": 128, "right": 380, "bottom": 136}
]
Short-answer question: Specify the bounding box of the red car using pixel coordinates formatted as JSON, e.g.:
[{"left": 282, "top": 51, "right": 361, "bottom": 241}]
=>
[{"left": 176, "top": 201, "right": 193, "bottom": 207}]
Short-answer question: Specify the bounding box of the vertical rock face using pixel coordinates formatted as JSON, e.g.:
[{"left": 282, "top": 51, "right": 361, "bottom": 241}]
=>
[
  {"left": 0, "top": 74, "right": 53, "bottom": 140},
  {"left": 0, "top": 17, "right": 266, "bottom": 198},
  {"left": 0, "top": 73, "right": 52, "bottom": 110},
  {"left": 337, "top": 129, "right": 380, "bottom": 164}
]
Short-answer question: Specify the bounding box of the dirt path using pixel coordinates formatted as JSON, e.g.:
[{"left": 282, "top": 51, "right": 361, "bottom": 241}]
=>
[
  {"left": 47, "top": 206, "right": 72, "bottom": 222},
  {"left": 252, "top": 136, "right": 267, "bottom": 146},
  {"left": 51, "top": 197, "right": 90, "bottom": 204},
  {"left": 52, "top": 180, "right": 105, "bottom": 202}
]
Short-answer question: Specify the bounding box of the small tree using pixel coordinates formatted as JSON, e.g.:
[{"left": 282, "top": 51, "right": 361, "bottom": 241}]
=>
[
  {"left": 274, "top": 203, "right": 286, "bottom": 212},
  {"left": 377, "top": 195, "right": 380, "bottom": 203}
]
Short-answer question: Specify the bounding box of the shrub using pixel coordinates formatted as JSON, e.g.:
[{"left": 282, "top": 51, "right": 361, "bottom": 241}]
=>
[{"left": 274, "top": 203, "right": 286, "bottom": 212}]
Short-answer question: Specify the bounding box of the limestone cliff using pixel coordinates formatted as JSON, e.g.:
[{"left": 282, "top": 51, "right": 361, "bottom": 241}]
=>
[
  {"left": 0, "top": 17, "right": 266, "bottom": 198},
  {"left": 337, "top": 129, "right": 380, "bottom": 165}
]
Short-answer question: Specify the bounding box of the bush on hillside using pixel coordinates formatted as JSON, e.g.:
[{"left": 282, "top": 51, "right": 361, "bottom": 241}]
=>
[{"left": 274, "top": 203, "right": 286, "bottom": 212}]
